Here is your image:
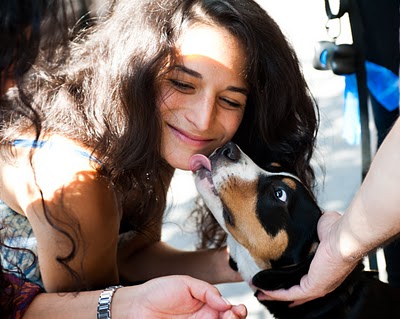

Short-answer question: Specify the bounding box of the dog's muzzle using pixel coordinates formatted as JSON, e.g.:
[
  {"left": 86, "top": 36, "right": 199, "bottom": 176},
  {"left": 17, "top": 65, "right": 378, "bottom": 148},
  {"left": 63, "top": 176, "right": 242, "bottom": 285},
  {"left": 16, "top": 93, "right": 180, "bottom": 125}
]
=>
[
  {"left": 213, "top": 141, "right": 241, "bottom": 162},
  {"left": 189, "top": 141, "right": 242, "bottom": 173}
]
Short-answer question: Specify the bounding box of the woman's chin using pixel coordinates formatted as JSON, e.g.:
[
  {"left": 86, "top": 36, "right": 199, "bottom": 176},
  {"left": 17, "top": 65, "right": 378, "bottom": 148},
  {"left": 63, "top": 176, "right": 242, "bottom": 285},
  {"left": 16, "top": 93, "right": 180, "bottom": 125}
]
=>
[{"left": 163, "top": 154, "right": 191, "bottom": 171}]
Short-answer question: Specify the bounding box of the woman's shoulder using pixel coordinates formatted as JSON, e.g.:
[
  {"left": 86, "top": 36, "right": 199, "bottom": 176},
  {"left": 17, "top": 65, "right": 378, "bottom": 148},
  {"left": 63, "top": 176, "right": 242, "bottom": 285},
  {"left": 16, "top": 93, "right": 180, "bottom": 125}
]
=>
[{"left": 0, "top": 135, "right": 103, "bottom": 215}]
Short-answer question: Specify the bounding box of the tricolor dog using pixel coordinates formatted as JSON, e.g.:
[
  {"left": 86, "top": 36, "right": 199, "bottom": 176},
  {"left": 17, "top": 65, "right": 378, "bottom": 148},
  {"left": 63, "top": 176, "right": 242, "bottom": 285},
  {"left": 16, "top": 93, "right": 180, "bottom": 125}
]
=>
[{"left": 190, "top": 141, "right": 400, "bottom": 319}]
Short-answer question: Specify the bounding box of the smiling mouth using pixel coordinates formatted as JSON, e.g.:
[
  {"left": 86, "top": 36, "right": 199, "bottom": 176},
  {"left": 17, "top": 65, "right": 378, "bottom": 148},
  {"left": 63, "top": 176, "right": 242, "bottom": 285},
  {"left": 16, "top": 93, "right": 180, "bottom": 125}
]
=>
[
  {"left": 168, "top": 124, "right": 213, "bottom": 146},
  {"left": 189, "top": 154, "right": 217, "bottom": 195}
]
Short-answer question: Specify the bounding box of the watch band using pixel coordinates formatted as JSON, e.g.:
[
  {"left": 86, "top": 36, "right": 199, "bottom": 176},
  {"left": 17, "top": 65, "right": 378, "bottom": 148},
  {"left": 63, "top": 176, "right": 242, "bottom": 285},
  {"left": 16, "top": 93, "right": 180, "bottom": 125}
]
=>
[{"left": 97, "top": 285, "right": 123, "bottom": 319}]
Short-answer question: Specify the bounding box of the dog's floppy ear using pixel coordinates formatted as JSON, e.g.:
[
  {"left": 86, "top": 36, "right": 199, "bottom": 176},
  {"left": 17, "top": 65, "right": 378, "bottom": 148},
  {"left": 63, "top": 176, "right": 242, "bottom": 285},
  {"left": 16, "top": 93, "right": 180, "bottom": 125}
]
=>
[
  {"left": 252, "top": 253, "right": 314, "bottom": 290},
  {"left": 264, "top": 162, "right": 284, "bottom": 173},
  {"left": 276, "top": 185, "right": 321, "bottom": 267},
  {"left": 262, "top": 162, "right": 299, "bottom": 176}
]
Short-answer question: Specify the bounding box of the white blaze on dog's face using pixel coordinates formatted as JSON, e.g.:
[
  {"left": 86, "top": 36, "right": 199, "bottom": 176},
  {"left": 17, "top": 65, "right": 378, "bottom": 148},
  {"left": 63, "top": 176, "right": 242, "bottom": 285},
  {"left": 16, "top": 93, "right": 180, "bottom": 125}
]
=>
[{"left": 190, "top": 142, "right": 307, "bottom": 283}]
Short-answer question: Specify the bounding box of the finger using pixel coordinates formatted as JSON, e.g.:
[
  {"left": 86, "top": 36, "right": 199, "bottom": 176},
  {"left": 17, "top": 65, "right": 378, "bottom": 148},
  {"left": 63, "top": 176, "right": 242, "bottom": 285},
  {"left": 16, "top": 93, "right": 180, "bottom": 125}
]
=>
[
  {"left": 221, "top": 306, "right": 247, "bottom": 319},
  {"left": 181, "top": 276, "right": 232, "bottom": 311},
  {"left": 257, "top": 287, "right": 319, "bottom": 308},
  {"left": 221, "top": 310, "right": 235, "bottom": 319},
  {"left": 230, "top": 304, "right": 247, "bottom": 318},
  {"left": 288, "top": 298, "right": 315, "bottom": 307},
  {"left": 256, "top": 286, "right": 303, "bottom": 302}
]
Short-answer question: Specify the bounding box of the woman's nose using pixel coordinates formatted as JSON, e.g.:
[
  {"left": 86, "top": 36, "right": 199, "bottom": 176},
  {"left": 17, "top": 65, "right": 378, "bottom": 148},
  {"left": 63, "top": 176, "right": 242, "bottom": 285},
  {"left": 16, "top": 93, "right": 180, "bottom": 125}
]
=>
[{"left": 187, "top": 96, "right": 216, "bottom": 131}]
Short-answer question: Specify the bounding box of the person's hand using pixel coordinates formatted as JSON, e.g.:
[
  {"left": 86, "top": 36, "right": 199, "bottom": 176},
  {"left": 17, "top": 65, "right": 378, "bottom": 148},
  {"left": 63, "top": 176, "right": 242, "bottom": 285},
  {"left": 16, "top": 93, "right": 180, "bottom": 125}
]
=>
[
  {"left": 254, "top": 211, "right": 361, "bottom": 306},
  {"left": 118, "top": 275, "right": 247, "bottom": 318}
]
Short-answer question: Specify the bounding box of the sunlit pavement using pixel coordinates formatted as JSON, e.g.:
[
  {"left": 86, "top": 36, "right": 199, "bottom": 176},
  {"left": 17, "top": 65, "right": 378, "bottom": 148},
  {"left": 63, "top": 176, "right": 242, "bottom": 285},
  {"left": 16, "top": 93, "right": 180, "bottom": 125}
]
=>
[{"left": 162, "top": 1, "right": 386, "bottom": 318}]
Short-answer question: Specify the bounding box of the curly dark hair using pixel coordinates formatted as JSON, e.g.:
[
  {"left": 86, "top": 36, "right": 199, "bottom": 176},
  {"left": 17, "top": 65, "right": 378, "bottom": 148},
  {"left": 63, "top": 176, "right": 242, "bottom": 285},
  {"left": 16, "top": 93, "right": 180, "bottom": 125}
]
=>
[{"left": 0, "top": 0, "right": 80, "bottom": 315}]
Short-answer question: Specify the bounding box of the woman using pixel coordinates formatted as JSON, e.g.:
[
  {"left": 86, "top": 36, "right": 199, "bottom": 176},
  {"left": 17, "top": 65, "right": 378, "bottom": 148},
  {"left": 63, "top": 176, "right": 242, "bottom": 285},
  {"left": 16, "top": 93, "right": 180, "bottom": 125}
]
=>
[
  {"left": 1, "top": 1, "right": 247, "bottom": 318},
  {"left": 1, "top": 0, "right": 318, "bottom": 316}
]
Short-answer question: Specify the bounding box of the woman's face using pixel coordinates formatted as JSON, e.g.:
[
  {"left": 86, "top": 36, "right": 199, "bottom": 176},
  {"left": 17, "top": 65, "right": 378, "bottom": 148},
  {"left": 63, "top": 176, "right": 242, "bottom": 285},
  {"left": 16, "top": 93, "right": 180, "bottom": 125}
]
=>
[{"left": 159, "top": 23, "right": 248, "bottom": 170}]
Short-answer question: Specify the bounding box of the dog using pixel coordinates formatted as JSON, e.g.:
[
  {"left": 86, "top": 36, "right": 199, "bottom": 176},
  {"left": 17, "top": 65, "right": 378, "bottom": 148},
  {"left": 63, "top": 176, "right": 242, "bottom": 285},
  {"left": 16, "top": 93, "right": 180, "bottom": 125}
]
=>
[{"left": 190, "top": 141, "right": 400, "bottom": 319}]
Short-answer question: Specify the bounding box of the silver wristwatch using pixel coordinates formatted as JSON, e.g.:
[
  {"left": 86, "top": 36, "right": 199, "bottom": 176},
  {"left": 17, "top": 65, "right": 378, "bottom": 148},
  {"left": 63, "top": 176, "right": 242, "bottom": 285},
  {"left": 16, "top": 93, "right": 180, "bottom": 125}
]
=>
[{"left": 97, "top": 285, "right": 123, "bottom": 319}]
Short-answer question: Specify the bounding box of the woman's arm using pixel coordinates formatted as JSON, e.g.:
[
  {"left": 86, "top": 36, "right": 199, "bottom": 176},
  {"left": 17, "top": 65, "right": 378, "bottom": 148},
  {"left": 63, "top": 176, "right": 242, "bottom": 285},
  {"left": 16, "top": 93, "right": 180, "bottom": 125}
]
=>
[
  {"left": 119, "top": 239, "right": 242, "bottom": 284},
  {"left": 28, "top": 170, "right": 121, "bottom": 292},
  {"left": 257, "top": 118, "right": 400, "bottom": 304},
  {"left": 118, "top": 217, "right": 241, "bottom": 285},
  {"left": 23, "top": 276, "right": 247, "bottom": 319}
]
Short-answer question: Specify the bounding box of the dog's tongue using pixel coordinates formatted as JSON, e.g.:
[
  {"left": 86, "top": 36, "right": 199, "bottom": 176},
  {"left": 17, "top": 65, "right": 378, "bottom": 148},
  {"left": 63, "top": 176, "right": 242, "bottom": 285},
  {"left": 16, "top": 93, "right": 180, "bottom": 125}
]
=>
[{"left": 189, "top": 154, "right": 212, "bottom": 172}]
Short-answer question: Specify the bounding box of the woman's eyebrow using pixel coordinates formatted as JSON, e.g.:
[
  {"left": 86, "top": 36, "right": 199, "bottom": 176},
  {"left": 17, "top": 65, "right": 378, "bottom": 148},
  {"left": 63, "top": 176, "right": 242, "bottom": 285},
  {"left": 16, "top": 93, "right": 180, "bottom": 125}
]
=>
[
  {"left": 226, "top": 85, "right": 248, "bottom": 96},
  {"left": 174, "top": 65, "right": 202, "bottom": 78},
  {"left": 173, "top": 65, "right": 248, "bottom": 95}
]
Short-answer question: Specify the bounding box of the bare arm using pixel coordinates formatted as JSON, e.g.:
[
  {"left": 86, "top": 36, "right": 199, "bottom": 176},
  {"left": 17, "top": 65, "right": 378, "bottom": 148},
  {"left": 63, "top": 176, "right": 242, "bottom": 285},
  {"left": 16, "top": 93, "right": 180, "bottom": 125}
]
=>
[
  {"left": 119, "top": 239, "right": 242, "bottom": 284},
  {"left": 23, "top": 276, "right": 247, "bottom": 319},
  {"left": 117, "top": 217, "right": 241, "bottom": 285},
  {"left": 28, "top": 171, "right": 121, "bottom": 292},
  {"left": 335, "top": 118, "right": 400, "bottom": 257},
  {"left": 257, "top": 118, "right": 400, "bottom": 304}
]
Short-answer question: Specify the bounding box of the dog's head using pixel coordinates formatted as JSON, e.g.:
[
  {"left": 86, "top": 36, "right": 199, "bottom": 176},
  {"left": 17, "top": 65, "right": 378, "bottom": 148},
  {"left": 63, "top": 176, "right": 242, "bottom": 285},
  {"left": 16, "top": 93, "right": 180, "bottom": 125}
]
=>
[{"left": 190, "top": 142, "right": 321, "bottom": 285}]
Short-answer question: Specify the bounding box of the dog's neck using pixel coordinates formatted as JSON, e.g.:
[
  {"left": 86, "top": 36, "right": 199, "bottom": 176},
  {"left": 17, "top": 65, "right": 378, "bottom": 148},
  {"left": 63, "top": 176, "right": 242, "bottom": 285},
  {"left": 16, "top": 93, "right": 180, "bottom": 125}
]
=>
[
  {"left": 227, "top": 235, "right": 264, "bottom": 284},
  {"left": 229, "top": 233, "right": 320, "bottom": 286},
  {"left": 252, "top": 251, "right": 316, "bottom": 291}
]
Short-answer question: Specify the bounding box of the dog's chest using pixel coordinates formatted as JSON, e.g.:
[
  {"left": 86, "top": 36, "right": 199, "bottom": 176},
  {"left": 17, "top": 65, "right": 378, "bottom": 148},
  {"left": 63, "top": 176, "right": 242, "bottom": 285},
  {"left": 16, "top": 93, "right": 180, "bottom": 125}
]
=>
[{"left": 227, "top": 235, "right": 262, "bottom": 285}]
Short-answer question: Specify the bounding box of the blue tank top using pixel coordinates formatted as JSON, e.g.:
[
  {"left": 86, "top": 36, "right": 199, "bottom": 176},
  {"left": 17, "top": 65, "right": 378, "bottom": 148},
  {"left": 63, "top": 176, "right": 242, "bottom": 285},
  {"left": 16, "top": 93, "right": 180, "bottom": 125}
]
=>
[{"left": 11, "top": 139, "right": 100, "bottom": 164}]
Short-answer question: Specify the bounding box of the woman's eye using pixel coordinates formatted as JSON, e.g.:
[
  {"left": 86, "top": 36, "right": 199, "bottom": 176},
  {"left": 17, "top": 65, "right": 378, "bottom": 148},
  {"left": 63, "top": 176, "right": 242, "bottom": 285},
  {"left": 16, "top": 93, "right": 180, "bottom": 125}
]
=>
[
  {"left": 275, "top": 188, "right": 287, "bottom": 202},
  {"left": 169, "top": 79, "right": 194, "bottom": 91},
  {"left": 219, "top": 97, "right": 243, "bottom": 109}
]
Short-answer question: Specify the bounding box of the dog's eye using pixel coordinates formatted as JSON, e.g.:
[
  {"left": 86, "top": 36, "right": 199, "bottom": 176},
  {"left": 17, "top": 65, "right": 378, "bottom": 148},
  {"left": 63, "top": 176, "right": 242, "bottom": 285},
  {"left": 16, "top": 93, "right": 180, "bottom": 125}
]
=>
[{"left": 275, "top": 188, "right": 287, "bottom": 202}]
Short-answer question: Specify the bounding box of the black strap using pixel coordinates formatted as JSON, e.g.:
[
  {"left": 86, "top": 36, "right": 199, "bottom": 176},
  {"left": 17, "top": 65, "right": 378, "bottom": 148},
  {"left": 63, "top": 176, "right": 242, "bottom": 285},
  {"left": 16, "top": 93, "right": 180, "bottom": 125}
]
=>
[
  {"left": 323, "top": 0, "right": 371, "bottom": 180},
  {"left": 346, "top": 1, "right": 371, "bottom": 181},
  {"left": 324, "top": 0, "right": 350, "bottom": 19}
]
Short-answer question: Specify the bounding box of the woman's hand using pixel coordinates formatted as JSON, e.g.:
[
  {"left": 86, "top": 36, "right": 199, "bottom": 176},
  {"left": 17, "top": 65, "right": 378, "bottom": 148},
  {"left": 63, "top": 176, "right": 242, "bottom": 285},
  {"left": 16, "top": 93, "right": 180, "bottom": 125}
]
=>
[
  {"left": 117, "top": 275, "right": 247, "bottom": 319},
  {"left": 254, "top": 211, "right": 361, "bottom": 306}
]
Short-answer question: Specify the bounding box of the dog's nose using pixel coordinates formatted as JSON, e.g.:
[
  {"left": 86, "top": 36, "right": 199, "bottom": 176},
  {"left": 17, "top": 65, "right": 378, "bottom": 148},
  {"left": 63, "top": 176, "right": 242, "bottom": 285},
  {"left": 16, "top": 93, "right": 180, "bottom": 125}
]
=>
[{"left": 220, "top": 142, "right": 240, "bottom": 162}]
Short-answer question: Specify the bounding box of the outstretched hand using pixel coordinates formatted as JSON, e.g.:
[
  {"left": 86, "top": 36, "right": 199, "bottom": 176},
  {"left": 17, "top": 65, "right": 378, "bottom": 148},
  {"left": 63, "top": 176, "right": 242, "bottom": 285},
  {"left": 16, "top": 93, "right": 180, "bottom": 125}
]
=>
[
  {"left": 254, "top": 211, "right": 361, "bottom": 306},
  {"left": 126, "top": 275, "right": 247, "bottom": 318}
]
